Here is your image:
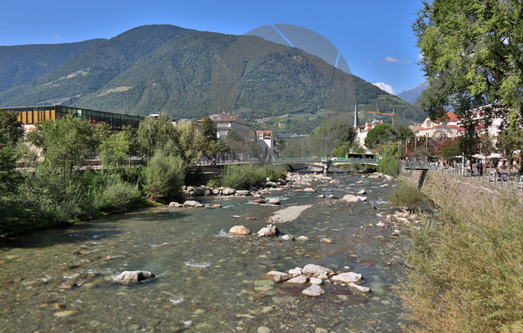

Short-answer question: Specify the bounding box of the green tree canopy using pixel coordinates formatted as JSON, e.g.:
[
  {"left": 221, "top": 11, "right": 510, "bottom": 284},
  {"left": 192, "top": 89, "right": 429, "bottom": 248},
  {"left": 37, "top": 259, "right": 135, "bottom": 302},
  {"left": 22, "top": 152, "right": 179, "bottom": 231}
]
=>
[
  {"left": 0, "top": 109, "right": 23, "bottom": 146},
  {"left": 201, "top": 116, "right": 218, "bottom": 143},
  {"left": 137, "top": 113, "right": 178, "bottom": 158},
  {"left": 28, "top": 114, "right": 97, "bottom": 179},
  {"left": 414, "top": 0, "right": 523, "bottom": 147}
]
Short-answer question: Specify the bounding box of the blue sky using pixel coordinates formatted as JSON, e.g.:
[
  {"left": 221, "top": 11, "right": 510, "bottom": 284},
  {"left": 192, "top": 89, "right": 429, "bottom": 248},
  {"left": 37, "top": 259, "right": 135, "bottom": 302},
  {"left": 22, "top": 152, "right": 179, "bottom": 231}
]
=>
[{"left": 1, "top": 0, "right": 426, "bottom": 94}]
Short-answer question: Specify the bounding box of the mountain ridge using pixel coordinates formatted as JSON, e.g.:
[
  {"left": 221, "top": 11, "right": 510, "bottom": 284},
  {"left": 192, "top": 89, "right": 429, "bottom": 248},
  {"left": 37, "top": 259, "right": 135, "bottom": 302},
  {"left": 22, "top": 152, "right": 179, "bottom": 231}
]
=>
[{"left": 0, "top": 24, "right": 425, "bottom": 133}]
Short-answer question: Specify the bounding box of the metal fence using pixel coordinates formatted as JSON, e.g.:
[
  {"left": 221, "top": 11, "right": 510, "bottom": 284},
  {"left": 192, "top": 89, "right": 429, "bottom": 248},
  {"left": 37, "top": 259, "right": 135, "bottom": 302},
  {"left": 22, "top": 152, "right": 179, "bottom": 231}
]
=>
[{"left": 403, "top": 162, "right": 523, "bottom": 193}]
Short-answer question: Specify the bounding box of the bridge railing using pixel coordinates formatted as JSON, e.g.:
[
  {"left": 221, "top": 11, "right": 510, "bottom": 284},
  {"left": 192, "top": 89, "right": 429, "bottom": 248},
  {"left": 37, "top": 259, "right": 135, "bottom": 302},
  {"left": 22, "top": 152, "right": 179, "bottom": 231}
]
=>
[{"left": 273, "top": 157, "right": 380, "bottom": 164}]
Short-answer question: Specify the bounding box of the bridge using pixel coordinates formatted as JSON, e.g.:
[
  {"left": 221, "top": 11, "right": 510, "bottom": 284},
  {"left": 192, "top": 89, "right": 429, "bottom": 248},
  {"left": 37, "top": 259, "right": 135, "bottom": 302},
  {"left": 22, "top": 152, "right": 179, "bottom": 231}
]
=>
[{"left": 273, "top": 157, "right": 380, "bottom": 173}]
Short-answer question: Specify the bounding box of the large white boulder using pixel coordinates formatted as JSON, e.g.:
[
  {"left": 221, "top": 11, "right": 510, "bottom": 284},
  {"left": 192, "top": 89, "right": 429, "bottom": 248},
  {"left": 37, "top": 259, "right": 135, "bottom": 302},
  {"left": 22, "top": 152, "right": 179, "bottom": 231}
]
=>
[
  {"left": 331, "top": 272, "right": 363, "bottom": 283},
  {"left": 302, "top": 264, "right": 334, "bottom": 277},
  {"left": 115, "top": 271, "right": 155, "bottom": 285},
  {"left": 302, "top": 284, "right": 325, "bottom": 297},
  {"left": 257, "top": 224, "right": 279, "bottom": 237},
  {"left": 266, "top": 271, "right": 291, "bottom": 282},
  {"left": 183, "top": 200, "right": 200, "bottom": 207},
  {"left": 341, "top": 195, "right": 367, "bottom": 203},
  {"left": 228, "top": 226, "right": 251, "bottom": 236}
]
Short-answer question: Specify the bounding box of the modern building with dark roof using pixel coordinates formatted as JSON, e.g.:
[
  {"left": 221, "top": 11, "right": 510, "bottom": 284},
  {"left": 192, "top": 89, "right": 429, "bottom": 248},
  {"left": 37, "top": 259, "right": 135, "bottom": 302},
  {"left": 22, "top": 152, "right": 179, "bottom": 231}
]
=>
[{"left": 1, "top": 105, "right": 143, "bottom": 129}]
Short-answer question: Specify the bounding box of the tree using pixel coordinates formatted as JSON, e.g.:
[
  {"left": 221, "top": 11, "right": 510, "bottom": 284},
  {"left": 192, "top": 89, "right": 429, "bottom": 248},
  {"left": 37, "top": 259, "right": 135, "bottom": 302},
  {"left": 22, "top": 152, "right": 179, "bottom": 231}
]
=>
[
  {"left": 175, "top": 121, "right": 204, "bottom": 163},
  {"left": 0, "top": 109, "right": 23, "bottom": 146},
  {"left": 137, "top": 113, "right": 178, "bottom": 158},
  {"left": 364, "top": 124, "right": 394, "bottom": 148},
  {"left": 99, "top": 131, "right": 130, "bottom": 168},
  {"left": 201, "top": 116, "right": 218, "bottom": 143},
  {"left": 226, "top": 130, "right": 246, "bottom": 154},
  {"left": 414, "top": 0, "right": 523, "bottom": 143},
  {"left": 29, "top": 115, "right": 97, "bottom": 180}
]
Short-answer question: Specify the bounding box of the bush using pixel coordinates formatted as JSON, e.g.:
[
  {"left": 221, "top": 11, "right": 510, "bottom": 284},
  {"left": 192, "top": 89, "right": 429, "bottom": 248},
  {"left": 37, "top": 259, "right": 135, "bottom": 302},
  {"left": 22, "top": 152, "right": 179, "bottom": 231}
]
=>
[
  {"left": 264, "top": 165, "right": 286, "bottom": 182},
  {"left": 377, "top": 156, "right": 399, "bottom": 177},
  {"left": 388, "top": 182, "right": 425, "bottom": 209},
  {"left": 401, "top": 191, "right": 523, "bottom": 332},
  {"left": 206, "top": 178, "right": 220, "bottom": 188},
  {"left": 221, "top": 164, "right": 267, "bottom": 189},
  {"left": 97, "top": 180, "right": 142, "bottom": 211},
  {"left": 144, "top": 151, "right": 186, "bottom": 201}
]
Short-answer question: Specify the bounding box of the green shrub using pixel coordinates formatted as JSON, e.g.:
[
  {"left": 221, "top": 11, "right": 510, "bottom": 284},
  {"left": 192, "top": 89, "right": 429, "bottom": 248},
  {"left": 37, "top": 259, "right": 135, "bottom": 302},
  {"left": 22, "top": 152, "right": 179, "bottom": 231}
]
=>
[
  {"left": 401, "top": 191, "right": 523, "bottom": 332},
  {"left": 144, "top": 151, "right": 186, "bottom": 201},
  {"left": 98, "top": 180, "right": 142, "bottom": 211},
  {"left": 220, "top": 165, "right": 247, "bottom": 189},
  {"left": 388, "top": 182, "right": 425, "bottom": 209},
  {"left": 264, "top": 165, "right": 286, "bottom": 182},
  {"left": 377, "top": 156, "right": 399, "bottom": 177},
  {"left": 206, "top": 178, "right": 220, "bottom": 188},
  {"left": 221, "top": 164, "right": 267, "bottom": 189}
]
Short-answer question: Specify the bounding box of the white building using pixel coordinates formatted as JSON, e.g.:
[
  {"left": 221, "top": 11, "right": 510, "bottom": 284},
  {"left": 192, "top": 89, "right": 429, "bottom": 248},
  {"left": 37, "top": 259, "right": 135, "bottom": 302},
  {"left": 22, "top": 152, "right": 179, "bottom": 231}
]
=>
[
  {"left": 255, "top": 130, "right": 274, "bottom": 157},
  {"left": 412, "top": 111, "right": 460, "bottom": 140},
  {"left": 357, "top": 119, "right": 383, "bottom": 147},
  {"left": 207, "top": 113, "right": 251, "bottom": 141}
]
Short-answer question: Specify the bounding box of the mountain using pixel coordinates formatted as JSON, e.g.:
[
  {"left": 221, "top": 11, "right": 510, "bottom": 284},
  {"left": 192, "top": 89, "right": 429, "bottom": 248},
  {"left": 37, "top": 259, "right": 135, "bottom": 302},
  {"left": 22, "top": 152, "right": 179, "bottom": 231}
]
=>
[
  {"left": 0, "top": 39, "right": 106, "bottom": 93},
  {"left": 0, "top": 25, "right": 426, "bottom": 133},
  {"left": 397, "top": 82, "right": 428, "bottom": 105}
]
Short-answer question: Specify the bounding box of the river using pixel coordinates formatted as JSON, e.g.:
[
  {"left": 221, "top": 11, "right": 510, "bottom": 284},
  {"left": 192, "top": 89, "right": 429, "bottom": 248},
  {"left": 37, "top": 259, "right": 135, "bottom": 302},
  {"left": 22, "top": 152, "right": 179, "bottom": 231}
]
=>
[{"left": 0, "top": 172, "right": 409, "bottom": 332}]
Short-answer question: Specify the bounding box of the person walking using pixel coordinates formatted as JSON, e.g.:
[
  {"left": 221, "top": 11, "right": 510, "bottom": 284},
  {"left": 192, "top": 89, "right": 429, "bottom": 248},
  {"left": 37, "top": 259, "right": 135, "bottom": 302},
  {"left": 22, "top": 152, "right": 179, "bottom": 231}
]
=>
[{"left": 477, "top": 159, "right": 482, "bottom": 176}]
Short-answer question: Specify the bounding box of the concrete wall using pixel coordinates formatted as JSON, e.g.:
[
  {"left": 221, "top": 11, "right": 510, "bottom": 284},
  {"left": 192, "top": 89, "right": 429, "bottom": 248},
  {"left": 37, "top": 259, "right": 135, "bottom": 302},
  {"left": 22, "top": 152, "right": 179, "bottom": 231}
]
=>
[{"left": 400, "top": 167, "right": 504, "bottom": 209}]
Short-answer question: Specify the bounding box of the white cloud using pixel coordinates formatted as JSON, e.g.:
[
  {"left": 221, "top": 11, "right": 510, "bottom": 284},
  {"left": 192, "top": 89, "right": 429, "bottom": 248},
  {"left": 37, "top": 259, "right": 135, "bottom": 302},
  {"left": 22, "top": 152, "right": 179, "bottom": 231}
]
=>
[
  {"left": 373, "top": 82, "right": 396, "bottom": 95},
  {"left": 53, "top": 34, "right": 62, "bottom": 42},
  {"left": 385, "top": 56, "right": 399, "bottom": 63},
  {"left": 418, "top": 53, "right": 424, "bottom": 60}
]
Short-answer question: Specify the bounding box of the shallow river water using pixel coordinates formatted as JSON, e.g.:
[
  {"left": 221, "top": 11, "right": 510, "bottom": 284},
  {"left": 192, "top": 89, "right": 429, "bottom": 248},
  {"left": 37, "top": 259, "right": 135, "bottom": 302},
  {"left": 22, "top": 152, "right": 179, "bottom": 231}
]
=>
[{"left": 0, "top": 173, "right": 409, "bottom": 332}]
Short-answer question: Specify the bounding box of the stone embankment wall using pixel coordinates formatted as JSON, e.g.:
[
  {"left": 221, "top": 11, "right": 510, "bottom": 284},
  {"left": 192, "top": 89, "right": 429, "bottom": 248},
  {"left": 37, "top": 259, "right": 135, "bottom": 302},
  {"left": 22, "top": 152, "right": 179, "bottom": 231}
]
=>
[{"left": 399, "top": 168, "right": 505, "bottom": 208}]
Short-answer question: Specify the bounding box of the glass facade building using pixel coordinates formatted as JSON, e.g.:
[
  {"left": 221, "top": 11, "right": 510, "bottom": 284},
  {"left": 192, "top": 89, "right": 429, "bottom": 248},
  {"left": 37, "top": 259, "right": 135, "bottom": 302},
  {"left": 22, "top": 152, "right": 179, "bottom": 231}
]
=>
[{"left": 2, "top": 105, "right": 143, "bottom": 129}]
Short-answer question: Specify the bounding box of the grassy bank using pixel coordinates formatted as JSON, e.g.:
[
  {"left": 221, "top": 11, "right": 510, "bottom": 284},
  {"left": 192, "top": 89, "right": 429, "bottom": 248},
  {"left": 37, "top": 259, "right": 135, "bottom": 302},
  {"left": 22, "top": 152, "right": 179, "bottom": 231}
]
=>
[{"left": 399, "top": 188, "right": 523, "bottom": 332}]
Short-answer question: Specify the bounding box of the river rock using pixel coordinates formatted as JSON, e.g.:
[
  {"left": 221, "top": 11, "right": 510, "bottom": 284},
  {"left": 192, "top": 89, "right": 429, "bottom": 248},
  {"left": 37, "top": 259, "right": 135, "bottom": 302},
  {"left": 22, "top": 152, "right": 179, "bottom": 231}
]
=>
[
  {"left": 288, "top": 267, "right": 302, "bottom": 276},
  {"left": 266, "top": 181, "right": 277, "bottom": 188},
  {"left": 252, "top": 199, "right": 266, "bottom": 204},
  {"left": 212, "top": 189, "right": 220, "bottom": 195},
  {"left": 168, "top": 202, "right": 183, "bottom": 208},
  {"left": 286, "top": 275, "right": 308, "bottom": 284},
  {"left": 310, "top": 277, "right": 323, "bottom": 285},
  {"left": 212, "top": 204, "right": 221, "bottom": 208},
  {"left": 222, "top": 188, "right": 236, "bottom": 195},
  {"left": 298, "top": 236, "right": 310, "bottom": 241},
  {"left": 235, "top": 190, "right": 250, "bottom": 196},
  {"left": 320, "top": 238, "right": 333, "bottom": 244},
  {"left": 194, "top": 203, "right": 204, "bottom": 208},
  {"left": 331, "top": 272, "right": 362, "bottom": 283},
  {"left": 54, "top": 310, "right": 79, "bottom": 317},
  {"left": 329, "top": 180, "right": 341, "bottom": 185},
  {"left": 376, "top": 222, "right": 386, "bottom": 228},
  {"left": 327, "top": 195, "right": 337, "bottom": 199},
  {"left": 303, "top": 188, "right": 316, "bottom": 193},
  {"left": 183, "top": 200, "right": 200, "bottom": 207},
  {"left": 349, "top": 282, "right": 371, "bottom": 293},
  {"left": 316, "top": 195, "right": 325, "bottom": 198},
  {"left": 381, "top": 184, "right": 389, "bottom": 188},
  {"left": 257, "top": 224, "right": 279, "bottom": 237},
  {"left": 355, "top": 181, "right": 365, "bottom": 184},
  {"left": 279, "top": 234, "right": 293, "bottom": 241},
  {"left": 302, "top": 284, "right": 325, "bottom": 297},
  {"left": 267, "top": 198, "right": 280, "bottom": 205},
  {"left": 228, "top": 226, "right": 251, "bottom": 235},
  {"left": 358, "top": 189, "right": 366, "bottom": 195},
  {"left": 266, "top": 271, "right": 291, "bottom": 282},
  {"left": 341, "top": 194, "right": 367, "bottom": 203},
  {"left": 115, "top": 271, "right": 155, "bottom": 285},
  {"left": 302, "top": 264, "right": 334, "bottom": 277}
]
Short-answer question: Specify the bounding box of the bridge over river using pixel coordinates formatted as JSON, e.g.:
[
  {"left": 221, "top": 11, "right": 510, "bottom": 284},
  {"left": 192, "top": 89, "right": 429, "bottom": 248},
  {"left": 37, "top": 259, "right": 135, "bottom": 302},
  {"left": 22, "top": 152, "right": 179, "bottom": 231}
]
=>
[{"left": 273, "top": 156, "right": 380, "bottom": 173}]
